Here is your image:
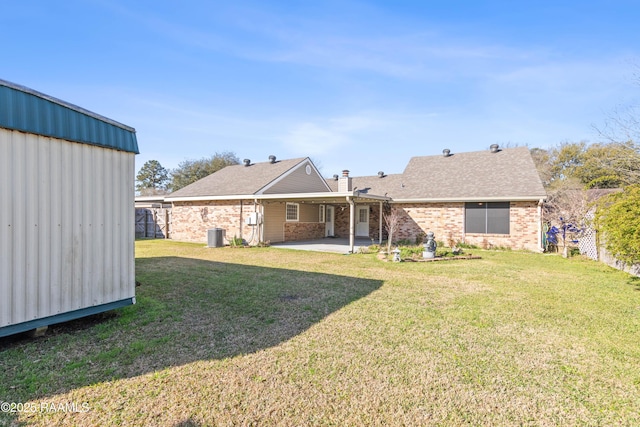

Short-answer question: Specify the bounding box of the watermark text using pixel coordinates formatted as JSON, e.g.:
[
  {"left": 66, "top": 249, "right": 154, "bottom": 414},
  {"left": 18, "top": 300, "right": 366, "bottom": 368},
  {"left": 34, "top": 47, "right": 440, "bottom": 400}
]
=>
[{"left": 1, "top": 401, "right": 90, "bottom": 414}]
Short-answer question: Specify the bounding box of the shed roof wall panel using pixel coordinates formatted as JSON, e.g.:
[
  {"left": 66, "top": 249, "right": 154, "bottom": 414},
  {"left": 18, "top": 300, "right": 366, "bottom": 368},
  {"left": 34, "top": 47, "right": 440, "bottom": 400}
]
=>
[{"left": 0, "top": 81, "right": 139, "bottom": 154}]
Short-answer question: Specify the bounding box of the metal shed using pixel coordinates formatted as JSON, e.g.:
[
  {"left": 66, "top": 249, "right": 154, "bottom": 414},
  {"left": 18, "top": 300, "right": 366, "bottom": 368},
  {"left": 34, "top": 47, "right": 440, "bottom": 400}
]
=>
[{"left": 0, "top": 79, "right": 139, "bottom": 337}]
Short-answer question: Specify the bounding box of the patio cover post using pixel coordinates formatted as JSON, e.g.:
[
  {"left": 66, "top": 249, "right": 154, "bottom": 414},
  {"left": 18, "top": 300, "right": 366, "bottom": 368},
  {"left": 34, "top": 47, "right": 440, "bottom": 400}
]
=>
[
  {"left": 348, "top": 197, "right": 355, "bottom": 253},
  {"left": 379, "top": 201, "right": 383, "bottom": 245}
]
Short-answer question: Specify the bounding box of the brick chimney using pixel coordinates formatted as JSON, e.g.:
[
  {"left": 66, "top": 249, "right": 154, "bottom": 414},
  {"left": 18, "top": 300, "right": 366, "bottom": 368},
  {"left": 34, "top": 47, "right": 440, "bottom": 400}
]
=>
[{"left": 338, "top": 169, "right": 352, "bottom": 192}]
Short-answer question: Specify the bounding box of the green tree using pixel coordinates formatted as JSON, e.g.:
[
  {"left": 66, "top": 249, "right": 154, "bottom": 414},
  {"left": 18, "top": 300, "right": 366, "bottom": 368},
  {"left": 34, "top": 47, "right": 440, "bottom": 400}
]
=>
[
  {"left": 595, "top": 185, "right": 640, "bottom": 264},
  {"left": 575, "top": 141, "right": 640, "bottom": 188},
  {"left": 547, "top": 141, "right": 587, "bottom": 188},
  {"left": 136, "top": 160, "right": 169, "bottom": 195},
  {"left": 170, "top": 151, "right": 240, "bottom": 191},
  {"left": 533, "top": 141, "right": 640, "bottom": 189}
]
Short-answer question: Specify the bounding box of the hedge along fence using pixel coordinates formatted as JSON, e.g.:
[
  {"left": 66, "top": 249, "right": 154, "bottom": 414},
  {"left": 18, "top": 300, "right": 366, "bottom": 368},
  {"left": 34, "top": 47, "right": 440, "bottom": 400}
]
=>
[
  {"left": 588, "top": 185, "right": 640, "bottom": 277},
  {"left": 598, "top": 244, "right": 640, "bottom": 277}
]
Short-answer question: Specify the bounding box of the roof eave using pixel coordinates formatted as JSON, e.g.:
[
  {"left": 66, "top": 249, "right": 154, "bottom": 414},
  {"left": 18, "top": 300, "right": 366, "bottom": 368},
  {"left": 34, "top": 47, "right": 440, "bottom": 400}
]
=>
[
  {"left": 165, "top": 190, "right": 391, "bottom": 203},
  {"left": 390, "top": 195, "right": 547, "bottom": 203}
]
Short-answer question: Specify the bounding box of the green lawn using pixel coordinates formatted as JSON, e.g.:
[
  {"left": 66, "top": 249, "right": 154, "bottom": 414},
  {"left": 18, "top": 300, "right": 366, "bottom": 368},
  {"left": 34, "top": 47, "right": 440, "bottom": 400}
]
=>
[{"left": 1, "top": 240, "right": 640, "bottom": 426}]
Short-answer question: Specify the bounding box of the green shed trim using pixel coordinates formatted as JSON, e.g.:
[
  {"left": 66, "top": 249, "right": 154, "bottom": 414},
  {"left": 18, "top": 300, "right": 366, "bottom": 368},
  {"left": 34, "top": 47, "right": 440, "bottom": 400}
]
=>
[
  {"left": 0, "top": 79, "right": 139, "bottom": 154},
  {"left": 0, "top": 298, "right": 135, "bottom": 338}
]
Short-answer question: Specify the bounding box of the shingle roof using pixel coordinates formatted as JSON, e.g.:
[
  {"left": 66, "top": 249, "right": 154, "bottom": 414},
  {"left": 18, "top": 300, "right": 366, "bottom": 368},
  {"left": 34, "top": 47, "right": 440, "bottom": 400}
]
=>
[
  {"left": 170, "top": 147, "right": 546, "bottom": 201},
  {"left": 328, "top": 147, "right": 546, "bottom": 200},
  {"left": 396, "top": 147, "right": 546, "bottom": 200},
  {"left": 168, "top": 157, "right": 308, "bottom": 198},
  {"left": 326, "top": 173, "right": 404, "bottom": 196}
]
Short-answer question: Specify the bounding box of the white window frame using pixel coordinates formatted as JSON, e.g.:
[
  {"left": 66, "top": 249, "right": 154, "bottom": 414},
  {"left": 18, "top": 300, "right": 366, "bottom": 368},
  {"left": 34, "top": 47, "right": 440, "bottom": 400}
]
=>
[
  {"left": 319, "top": 204, "right": 325, "bottom": 223},
  {"left": 286, "top": 202, "right": 299, "bottom": 222}
]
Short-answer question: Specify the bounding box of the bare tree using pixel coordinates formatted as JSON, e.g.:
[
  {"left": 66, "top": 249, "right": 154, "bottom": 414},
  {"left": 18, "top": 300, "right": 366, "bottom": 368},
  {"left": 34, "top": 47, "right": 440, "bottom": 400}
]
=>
[
  {"left": 383, "top": 204, "right": 400, "bottom": 253},
  {"left": 592, "top": 65, "right": 640, "bottom": 185},
  {"left": 543, "top": 179, "right": 589, "bottom": 256}
]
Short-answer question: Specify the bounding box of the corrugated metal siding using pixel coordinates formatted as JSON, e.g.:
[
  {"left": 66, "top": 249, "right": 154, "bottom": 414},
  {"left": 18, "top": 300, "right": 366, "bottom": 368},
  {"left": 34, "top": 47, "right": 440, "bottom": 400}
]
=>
[
  {"left": 0, "top": 82, "right": 139, "bottom": 154},
  {"left": 0, "top": 128, "right": 135, "bottom": 329},
  {"left": 262, "top": 161, "right": 330, "bottom": 194}
]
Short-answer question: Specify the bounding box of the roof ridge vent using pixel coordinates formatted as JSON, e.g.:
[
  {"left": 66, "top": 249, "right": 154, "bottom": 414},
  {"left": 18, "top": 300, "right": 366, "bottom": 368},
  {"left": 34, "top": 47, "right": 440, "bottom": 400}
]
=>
[
  {"left": 490, "top": 144, "right": 500, "bottom": 153},
  {"left": 243, "top": 159, "right": 251, "bottom": 166},
  {"left": 268, "top": 155, "right": 276, "bottom": 163}
]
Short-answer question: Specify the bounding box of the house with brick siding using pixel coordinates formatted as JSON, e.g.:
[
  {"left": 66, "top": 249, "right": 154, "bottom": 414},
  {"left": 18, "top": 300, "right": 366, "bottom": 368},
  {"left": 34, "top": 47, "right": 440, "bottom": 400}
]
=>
[
  {"left": 165, "top": 156, "right": 389, "bottom": 250},
  {"left": 164, "top": 145, "right": 547, "bottom": 252}
]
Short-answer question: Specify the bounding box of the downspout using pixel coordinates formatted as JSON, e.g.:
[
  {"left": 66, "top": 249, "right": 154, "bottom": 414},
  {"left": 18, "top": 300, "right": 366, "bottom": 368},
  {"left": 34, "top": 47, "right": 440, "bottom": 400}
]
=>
[
  {"left": 239, "top": 199, "right": 243, "bottom": 241},
  {"left": 538, "top": 198, "right": 544, "bottom": 252},
  {"left": 255, "top": 198, "right": 261, "bottom": 244},
  {"left": 348, "top": 196, "right": 355, "bottom": 253}
]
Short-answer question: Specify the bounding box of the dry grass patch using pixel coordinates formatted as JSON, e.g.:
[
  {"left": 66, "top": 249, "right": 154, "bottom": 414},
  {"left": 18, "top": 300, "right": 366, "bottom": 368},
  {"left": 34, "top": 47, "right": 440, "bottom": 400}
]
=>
[{"left": 1, "top": 240, "right": 640, "bottom": 426}]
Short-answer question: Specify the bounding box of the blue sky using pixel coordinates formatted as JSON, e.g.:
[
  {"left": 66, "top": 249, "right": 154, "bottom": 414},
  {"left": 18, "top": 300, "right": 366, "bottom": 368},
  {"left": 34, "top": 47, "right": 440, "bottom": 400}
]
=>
[{"left": 3, "top": 1, "right": 639, "bottom": 177}]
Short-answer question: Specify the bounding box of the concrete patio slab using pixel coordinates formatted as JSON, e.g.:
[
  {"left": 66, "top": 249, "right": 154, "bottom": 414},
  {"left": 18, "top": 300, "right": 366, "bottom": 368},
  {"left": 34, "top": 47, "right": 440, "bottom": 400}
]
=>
[{"left": 271, "top": 237, "right": 376, "bottom": 254}]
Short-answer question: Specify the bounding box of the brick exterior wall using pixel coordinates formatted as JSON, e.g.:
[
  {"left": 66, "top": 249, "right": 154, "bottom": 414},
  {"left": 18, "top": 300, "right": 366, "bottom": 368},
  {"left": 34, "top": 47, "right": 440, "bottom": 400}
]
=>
[
  {"left": 170, "top": 200, "right": 256, "bottom": 244},
  {"left": 396, "top": 203, "right": 465, "bottom": 245},
  {"left": 335, "top": 201, "right": 541, "bottom": 251},
  {"left": 284, "top": 222, "right": 325, "bottom": 241}
]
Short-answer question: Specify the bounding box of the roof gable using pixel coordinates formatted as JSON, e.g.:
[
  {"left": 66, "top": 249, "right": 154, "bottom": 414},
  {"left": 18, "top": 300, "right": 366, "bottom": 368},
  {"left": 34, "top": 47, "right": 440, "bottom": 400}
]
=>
[{"left": 259, "top": 159, "right": 331, "bottom": 194}]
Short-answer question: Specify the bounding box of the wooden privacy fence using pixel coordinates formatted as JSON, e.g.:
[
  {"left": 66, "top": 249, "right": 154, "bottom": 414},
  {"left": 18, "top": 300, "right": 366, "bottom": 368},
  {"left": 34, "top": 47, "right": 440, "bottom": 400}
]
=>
[{"left": 135, "top": 207, "right": 171, "bottom": 238}]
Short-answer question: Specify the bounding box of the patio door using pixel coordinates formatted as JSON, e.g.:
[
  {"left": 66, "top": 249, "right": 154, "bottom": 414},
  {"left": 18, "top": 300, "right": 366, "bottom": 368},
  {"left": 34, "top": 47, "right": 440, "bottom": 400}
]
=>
[
  {"left": 325, "top": 205, "right": 335, "bottom": 237},
  {"left": 356, "top": 206, "right": 369, "bottom": 237}
]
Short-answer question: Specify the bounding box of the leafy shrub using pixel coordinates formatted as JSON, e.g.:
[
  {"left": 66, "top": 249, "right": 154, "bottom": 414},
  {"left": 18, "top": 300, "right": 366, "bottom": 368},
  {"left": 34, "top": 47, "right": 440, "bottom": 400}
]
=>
[
  {"left": 229, "top": 236, "right": 245, "bottom": 247},
  {"left": 595, "top": 185, "right": 640, "bottom": 264}
]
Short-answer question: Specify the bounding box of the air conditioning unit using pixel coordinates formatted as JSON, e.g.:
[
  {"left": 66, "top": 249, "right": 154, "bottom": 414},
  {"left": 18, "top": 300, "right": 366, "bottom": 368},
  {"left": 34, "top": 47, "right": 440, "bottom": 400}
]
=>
[{"left": 207, "top": 228, "right": 225, "bottom": 247}]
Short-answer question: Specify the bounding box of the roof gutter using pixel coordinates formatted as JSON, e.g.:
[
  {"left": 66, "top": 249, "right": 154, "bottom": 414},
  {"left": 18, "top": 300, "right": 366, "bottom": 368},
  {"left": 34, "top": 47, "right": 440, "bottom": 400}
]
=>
[
  {"left": 164, "top": 192, "right": 544, "bottom": 203},
  {"left": 390, "top": 195, "right": 547, "bottom": 203},
  {"left": 165, "top": 190, "right": 391, "bottom": 203}
]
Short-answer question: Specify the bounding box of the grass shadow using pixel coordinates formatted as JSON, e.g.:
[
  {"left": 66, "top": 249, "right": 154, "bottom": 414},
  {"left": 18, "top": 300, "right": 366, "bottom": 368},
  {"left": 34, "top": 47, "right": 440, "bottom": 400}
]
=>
[
  {"left": 0, "top": 255, "right": 383, "bottom": 418},
  {"left": 628, "top": 276, "right": 640, "bottom": 291}
]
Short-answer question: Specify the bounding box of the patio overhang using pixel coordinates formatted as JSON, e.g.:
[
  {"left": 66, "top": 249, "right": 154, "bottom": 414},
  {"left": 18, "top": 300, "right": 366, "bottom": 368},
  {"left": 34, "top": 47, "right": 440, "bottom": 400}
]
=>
[
  {"left": 164, "top": 190, "right": 390, "bottom": 204},
  {"left": 165, "top": 190, "right": 390, "bottom": 253}
]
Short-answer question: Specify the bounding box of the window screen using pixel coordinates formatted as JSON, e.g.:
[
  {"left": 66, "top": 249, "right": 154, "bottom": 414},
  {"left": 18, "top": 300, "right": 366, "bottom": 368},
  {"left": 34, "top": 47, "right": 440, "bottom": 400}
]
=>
[{"left": 465, "top": 202, "right": 510, "bottom": 234}]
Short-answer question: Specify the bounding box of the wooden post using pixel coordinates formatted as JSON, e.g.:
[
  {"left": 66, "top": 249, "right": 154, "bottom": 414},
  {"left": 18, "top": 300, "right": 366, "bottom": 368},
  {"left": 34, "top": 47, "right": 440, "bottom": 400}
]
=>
[{"left": 348, "top": 197, "right": 355, "bottom": 253}]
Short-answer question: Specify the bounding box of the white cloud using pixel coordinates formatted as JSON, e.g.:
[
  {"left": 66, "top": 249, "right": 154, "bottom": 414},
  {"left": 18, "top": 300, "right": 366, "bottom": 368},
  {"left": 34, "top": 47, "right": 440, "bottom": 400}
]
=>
[
  {"left": 283, "top": 122, "right": 347, "bottom": 155},
  {"left": 281, "top": 113, "right": 390, "bottom": 156}
]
